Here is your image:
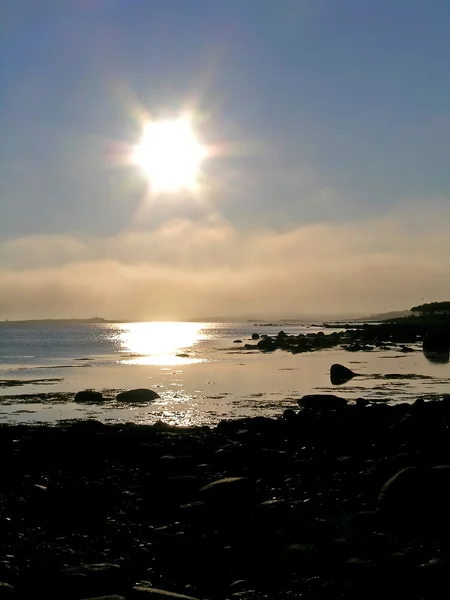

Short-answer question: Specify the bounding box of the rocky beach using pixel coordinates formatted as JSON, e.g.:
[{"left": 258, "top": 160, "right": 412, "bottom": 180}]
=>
[
  {"left": 2, "top": 391, "right": 450, "bottom": 599},
  {"left": 1, "top": 318, "right": 450, "bottom": 598}
]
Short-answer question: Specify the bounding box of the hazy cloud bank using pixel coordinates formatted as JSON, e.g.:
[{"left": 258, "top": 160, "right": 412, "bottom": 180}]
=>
[{"left": 1, "top": 209, "right": 450, "bottom": 320}]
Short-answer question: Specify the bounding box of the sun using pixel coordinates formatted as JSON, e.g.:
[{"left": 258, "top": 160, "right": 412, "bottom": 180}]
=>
[{"left": 133, "top": 117, "right": 207, "bottom": 193}]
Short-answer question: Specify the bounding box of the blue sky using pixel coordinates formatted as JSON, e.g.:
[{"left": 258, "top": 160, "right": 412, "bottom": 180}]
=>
[{"left": 1, "top": 0, "right": 450, "bottom": 318}]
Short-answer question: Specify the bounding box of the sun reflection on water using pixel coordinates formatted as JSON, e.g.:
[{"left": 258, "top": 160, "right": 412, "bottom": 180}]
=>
[{"left": 118, "top": 321, "right": 207, "bottom": 365}]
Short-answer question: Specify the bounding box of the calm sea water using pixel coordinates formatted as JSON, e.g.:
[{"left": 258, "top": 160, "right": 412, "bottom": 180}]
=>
[{"left": 1, "top": 322, "right": 449, "bottom": 425}]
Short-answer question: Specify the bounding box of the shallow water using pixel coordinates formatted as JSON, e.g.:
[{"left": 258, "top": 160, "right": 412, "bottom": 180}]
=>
[{"left": 1, "top": 321, "right": 449, "bottom": 425}]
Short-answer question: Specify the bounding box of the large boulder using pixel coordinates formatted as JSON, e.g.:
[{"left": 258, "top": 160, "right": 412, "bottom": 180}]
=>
[
  {"left": 378, "top": 466, "right": 450, "bottom": 529},
  {"left": 423, "top": 349, "right": 449, "bottom": 363},
  {"left": 115, "top": 388, "right": 160, "bottom": 402},
  {"left": 298, "top": 394, "right": 347, "bottom": 411},
  {"left": 423, "top": 330, "right": 450, "bottom": 353},
  {"left": 330, "top": 363, "right": 357, "bottom": 385},
  {"left": 423, "top": 330, "right": 450, "bottom": 363},
  {"left": 74, "top": 390, "right": 103, "bottom": 403},
  {"left": 251, "top": 332, "right": 260, "bottom": 340}
]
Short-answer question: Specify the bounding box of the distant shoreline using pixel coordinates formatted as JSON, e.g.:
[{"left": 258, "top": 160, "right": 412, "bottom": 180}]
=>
[
  {"left": 0, "top": 318, "right": 329, "bottom": 326},
  {"left": 0, "top": 318, "right": 121, "bottom": 326},
  {"left": 0, "top": 309, "right": 416, "bottom": 326}
]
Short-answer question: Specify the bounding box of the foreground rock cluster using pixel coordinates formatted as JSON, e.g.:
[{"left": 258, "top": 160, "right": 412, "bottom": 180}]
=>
[{"left": 2, "top": 395, "right": 450, "bottom": 599}]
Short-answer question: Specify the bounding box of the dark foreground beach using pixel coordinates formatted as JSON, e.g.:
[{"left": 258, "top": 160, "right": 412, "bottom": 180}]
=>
[{"left": 2, "top": 393, "right": 450, "bottom": 599}]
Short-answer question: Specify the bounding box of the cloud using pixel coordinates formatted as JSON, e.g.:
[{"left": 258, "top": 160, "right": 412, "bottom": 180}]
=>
[{"left": 1, "top": 207, "right": 450, "bottom": 319}]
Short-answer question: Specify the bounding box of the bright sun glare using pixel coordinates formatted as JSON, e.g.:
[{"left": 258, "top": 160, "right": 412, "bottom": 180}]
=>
[
  {"left": 119, "top": 321, "right": 206, "bottom": 366},
  {"left": 133, "top": 117, "right": 207, "bottom": 192}
]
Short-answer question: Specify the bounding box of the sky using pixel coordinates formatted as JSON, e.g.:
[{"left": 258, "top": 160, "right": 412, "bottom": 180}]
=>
[{"left": 1, "top": 0, "right": 450, "bottom": 319}]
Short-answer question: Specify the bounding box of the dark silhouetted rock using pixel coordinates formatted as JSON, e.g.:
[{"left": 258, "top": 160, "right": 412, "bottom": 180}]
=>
[
  {"left": 282, "top": 409, "right": 297, "bottom": 421},
  {"left": 311, "top": 334, "right": 338, "bottom": 349},
  {"left": 356, "top": 397, "right": 369, "bottom": 408},
  {"left": 175, "top": 353, "right": 190, "bottom": 358},
  {"left": 400, "top": 345, "right": 415, "bottom": 353},
  {"left": 298, "top": 394, "right": 347, "bottom": 411},
  {"left": 345, "top": 343, "right": 363, "bottom": 352},
  {"left": 330, "top": 363, "right": 357, "bottom": 385},
  {"left": 162, "top": 475, "right": 201, "bottom": 504},
  {"left": 417, "top": 558, "right": 450, "bottom": 593},
  {"left": 412, "top": 397, "right": 426, "bottom": 412},
  {"left": 290, "top": 345, "right": 309, "bottom": 354},
  {"left": 343, "top": 557, "right": 374, "bottom": 574},
  {"left": 0, "top": 583, "right": 15, "bottom": 596},
  {"left": 233, "top": 340, "right": 243, "bottom": 343},
  {"left": 423, "top": 349, "right": 449, "bottom": 364},
  {"left": 423, "top": 330, "right": 450, "bottom": 353},
  {"left": 256, "top": 338, "right": 276, "bottom": 352},
  {"left": 251, "top": 333, "right": 260, "bottom": 340},
  {"left": 378, "top": 466, "right": 450, "bottom": 528},
  {"left": 131, "top": 586, "right": 199, "bottom": 599},
  {"left": 345, "top": 343, "right": 374, "bottom": 352},
  {"left": 81, "top": 596, "right": 125, "bottom": 600},
  {"left": 115, "top": 388, "right": 160, "bottom": 402},
  {"left": 74, "top": 390, "right": 103, "bottom": 403},
  {"left": 60, "top": 563, "right": 126, "bottom": 597},
  {"left": 199, "top": 477, "right": 254, "bottom": 507},
  {"left": 68, "top": 419, "right": 106, "bottom": 434}
]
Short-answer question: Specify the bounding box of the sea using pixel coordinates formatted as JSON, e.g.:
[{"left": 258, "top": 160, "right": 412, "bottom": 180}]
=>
[{"left": 0, "top": 321, "right": 449, "bottom": 426}]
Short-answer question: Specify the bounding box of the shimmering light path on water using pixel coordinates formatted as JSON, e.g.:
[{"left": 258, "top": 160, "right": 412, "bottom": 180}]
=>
[
  {"left": 118, "top": 321, "right": 207, "bottom": 365},
  {"left": 1, "top": 322, "right": 449, "bottom": 426}
]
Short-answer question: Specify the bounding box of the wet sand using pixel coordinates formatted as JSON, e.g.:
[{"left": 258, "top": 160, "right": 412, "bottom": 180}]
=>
[{"left": 2, "top": 345, "right": 450, "bottom": 426}]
